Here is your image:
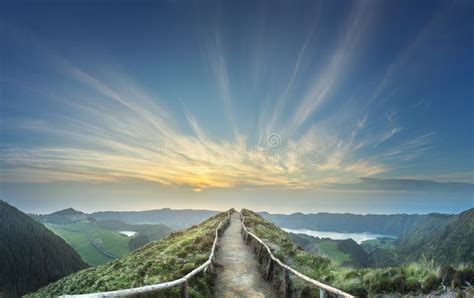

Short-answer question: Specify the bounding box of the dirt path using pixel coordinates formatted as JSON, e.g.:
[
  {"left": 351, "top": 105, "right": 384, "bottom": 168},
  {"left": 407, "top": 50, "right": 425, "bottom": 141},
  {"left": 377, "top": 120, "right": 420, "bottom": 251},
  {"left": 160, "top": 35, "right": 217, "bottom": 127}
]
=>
[{"left": 214, "top": 213, "right": 275, "bottom": 297}]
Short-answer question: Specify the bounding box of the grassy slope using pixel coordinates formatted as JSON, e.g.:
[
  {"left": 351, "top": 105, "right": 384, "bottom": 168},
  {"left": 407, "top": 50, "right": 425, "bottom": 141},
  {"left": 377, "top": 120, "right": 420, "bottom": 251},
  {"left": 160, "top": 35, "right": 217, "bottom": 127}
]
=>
[
  {"left": 315, "top": 239, "right": 350, "bottom": 264},
  {"left": 360, "top": 238, "right": 397, "bottom": 254},
  {"left": 398, "top": 208, "right": 474, "bottom": 265},
  {"left": 291, "top": 233, "right": 350, "bottom": 264},
  {"left": 45, "top": 219, "right": 131, "bottom": 266},
  {"left": 30, "top": 211, "right": 229, "bottom": 297},
  {"left": 242, "top": 209, "right": 472, "bottom": 297},
  {"left": 46, "top": 224, "right": 113, "bottom": 266}
]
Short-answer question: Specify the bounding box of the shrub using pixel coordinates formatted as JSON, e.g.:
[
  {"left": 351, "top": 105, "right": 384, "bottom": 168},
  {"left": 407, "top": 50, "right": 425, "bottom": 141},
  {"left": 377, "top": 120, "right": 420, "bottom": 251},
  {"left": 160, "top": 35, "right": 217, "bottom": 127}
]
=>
[
  {"left": 452, "top": 267, "right": 474, "bottom": 288},
  {"left": 421, "top": 274, "right": 441, "bottom": 293}
]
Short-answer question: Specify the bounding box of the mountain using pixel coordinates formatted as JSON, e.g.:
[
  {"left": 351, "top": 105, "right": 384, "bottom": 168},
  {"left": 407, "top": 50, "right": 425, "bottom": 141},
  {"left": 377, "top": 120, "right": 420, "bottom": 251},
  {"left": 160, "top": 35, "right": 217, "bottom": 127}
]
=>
[
  {"left": 260, "top": 211, "right": 431, "bottom": 236},
  {"left": 29, "top": 211, "right": 229, "bottom": 297},
  {"left": 90, "top": 208, "right": 219, "bottom": 230},
  {"left": 0, "top": 201, "right": 88, "bottom": 297},
  {"left": 33, "top": 208, "right": 88, "bottom": 224},
  {"left": 397, "top": 208, "right": 474, "bottom": 265}
]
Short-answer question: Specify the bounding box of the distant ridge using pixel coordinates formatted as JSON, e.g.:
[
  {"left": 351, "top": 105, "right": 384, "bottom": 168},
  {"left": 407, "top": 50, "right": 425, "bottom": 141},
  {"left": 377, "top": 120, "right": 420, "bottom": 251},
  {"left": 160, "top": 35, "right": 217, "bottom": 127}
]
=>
[
  {"left": 33, "top": 207, "right": 219, "bottom": 230},
  {"left": 90, "top": 208, "right": 219, "bottom": 230},
  {"left": 33, "top": 208, "right": 88, "bottom": 224},
  {"left": 259, "top": 211, "right": 439, "bottom": 236}
]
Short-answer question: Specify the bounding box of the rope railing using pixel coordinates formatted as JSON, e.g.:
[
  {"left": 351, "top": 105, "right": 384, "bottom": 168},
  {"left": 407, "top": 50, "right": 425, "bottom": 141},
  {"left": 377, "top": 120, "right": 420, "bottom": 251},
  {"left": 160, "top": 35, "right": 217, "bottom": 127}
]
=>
[
  {"left": 239, "top": 211, "right": 354, "bottom": 298},
  {"left": 61, "top": 210, "right": 232, "bottom": 298}
]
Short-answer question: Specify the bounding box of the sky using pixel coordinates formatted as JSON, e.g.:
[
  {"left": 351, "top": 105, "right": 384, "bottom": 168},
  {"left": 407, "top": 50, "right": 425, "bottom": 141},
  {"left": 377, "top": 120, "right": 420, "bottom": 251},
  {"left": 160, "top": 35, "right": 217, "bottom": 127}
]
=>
[{"left": 1, "top": 0, "right": 473, "bottom": 215}]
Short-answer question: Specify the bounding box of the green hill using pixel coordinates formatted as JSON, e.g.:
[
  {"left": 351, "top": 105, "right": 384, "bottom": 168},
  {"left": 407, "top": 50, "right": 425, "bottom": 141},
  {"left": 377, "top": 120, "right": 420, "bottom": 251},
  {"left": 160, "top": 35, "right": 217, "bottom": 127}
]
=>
[
  {"left": 397, "top": 208, "right": 474, "bottom": 265},
  {"left": 0, "top": 201, "right": 88, "bottom": 297},
  {"left": 29, "top": 211, "right": 230, "bottom": 297},
  {"left": 242, "top": 209, "right": 473, "bottom": 297},
  {"left": 289, "top": 233, "right": 370, "bottom": 268},
  {"left": 32, "top": 208, "right": 88, "bottom": 224}
]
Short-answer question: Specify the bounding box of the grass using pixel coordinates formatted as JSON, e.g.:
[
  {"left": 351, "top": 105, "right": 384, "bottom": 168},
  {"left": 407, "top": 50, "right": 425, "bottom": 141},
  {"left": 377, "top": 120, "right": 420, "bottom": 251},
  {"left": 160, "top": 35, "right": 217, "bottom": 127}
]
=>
[
  {"left": 315, "top": 238, "right": 350, "bottom": 264},
  {"left": 242, "top": 209, "right": 472, "bottom": 297},
  {"left": 46, "top": 224, "right": 114, "bottom": 266},
  {"left": 360, "top": 238, "right": 396, "bottom": 253},
  {"left": 45, "top": 220, "right": 130, "bottom": 266},
  {"left": 29, "top": 210, "right": 231, "bottom": 297}
]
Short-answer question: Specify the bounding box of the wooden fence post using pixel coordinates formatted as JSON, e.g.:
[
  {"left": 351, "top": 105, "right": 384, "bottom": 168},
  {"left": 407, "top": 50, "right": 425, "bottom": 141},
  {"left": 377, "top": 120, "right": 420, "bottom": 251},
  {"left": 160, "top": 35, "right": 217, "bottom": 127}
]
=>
[
  {"left": 257, "top": 244, "right": 263, "bottom": 263},
  {"left": 283, "top": 269, "right": 290, "bottom": 298},
  {"left": 319, "top": 288, "right": 326, "bottom": 298},
  {"left": 180, "top": 280, "right": 188, "bottom": 298},
  {"left": 265, "top": 258, "right": 274, "bottom": 281}
]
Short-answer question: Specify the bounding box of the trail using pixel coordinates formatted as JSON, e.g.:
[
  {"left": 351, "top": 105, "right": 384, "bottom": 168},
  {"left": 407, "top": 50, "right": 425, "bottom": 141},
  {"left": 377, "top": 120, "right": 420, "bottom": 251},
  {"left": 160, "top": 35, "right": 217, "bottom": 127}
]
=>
[{"left": 214, "top": 213, "right": 275, "bottom": 297}]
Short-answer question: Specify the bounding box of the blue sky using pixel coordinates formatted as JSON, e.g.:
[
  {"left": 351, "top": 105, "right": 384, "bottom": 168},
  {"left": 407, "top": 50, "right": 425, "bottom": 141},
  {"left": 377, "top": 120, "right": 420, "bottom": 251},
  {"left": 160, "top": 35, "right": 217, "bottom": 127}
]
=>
[{"left": 1, "top": 0, "right": 473, "bottom": 214}]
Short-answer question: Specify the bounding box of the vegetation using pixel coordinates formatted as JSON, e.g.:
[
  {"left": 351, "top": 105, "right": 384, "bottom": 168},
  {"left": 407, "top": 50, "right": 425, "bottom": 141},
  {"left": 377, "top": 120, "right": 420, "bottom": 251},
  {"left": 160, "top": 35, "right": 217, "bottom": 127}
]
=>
[
  {"left": 397, "top": 208, "right": 474, "bottom": 265},
  {"left": 290, "top": 233, "right": 370, "bottom": 267},
  {"left": 242, "top": 209, "right": 473, "bottom": 297},
  {"left": 29, "top": 211, "right": 230, "bottom": 297},
  {"left": 90, "top": 208, "right": 219, "bottom": 230},
  {"left": 46, "top": 224, "right": 115, "bottom": 266},
  {"left": 0, "top": 201, "right": 88, "bottom": 297},
  {"left": 41, "top": 215, "right": 172, "bottom": 266},
  {"left": 32, "top": 208, "right": 88, "bottom": 224},
  {"left": 94, "top": 219, "right": 171, "bottom": 242},
  {"left": 262, "top": 208, "right": 474, "bottom": 266},
  {"left": 360, "top": 237, "right": 397, "bottom": 254}
]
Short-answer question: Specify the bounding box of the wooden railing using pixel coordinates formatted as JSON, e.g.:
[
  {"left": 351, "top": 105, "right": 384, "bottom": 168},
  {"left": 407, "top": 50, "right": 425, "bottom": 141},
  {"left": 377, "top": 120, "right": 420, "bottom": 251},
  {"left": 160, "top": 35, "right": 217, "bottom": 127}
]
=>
[
  {"left": 239, "top": 211, "right": 354, "bottom": 298},
  {"left": 61, "top": 211, "right": 232, "bottom": 298}
]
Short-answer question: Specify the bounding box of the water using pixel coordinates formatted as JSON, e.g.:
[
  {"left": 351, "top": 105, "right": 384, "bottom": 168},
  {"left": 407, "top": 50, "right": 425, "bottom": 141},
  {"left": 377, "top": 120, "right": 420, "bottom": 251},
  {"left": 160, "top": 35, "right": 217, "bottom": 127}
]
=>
[
  {"left": 118, "top": 231, "right": 137, "bottom": 237},
  {"left": 283, "top": 228, "right": 396, "bottom": 244}
]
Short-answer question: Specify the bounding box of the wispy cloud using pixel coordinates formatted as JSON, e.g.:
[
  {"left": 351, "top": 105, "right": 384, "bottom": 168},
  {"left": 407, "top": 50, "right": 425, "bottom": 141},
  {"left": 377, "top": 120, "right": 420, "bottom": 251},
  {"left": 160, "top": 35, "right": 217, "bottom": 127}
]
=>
[
  {"left": 286, "top": 0, "right": 374, "bottom": 135},
  {"left": 0, "top": 9, "right": 461, "bottom": 194}
]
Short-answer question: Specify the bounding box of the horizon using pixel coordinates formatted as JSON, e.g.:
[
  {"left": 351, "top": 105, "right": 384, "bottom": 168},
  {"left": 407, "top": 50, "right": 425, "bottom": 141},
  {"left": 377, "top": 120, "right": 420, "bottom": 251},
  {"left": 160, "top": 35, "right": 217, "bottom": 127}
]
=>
[
  {"left": 8, "top": 200, "right": 471, "bottom": 217},
  {"left": 1, "top": 0, "right": 473, "bottom": 214}
]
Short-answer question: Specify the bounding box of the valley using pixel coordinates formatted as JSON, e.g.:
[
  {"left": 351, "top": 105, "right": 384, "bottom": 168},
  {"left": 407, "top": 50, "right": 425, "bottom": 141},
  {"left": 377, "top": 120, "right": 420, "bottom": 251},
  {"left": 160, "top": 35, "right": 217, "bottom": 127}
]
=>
[{"left": 2, "top": 201, "right": 472, "bottom": 297}]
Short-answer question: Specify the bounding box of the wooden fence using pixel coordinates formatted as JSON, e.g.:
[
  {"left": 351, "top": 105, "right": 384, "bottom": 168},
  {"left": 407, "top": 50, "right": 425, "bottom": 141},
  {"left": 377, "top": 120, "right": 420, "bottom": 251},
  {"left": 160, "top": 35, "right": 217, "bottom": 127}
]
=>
[
  {"left": 239, "top": 211, "right": 354, "bottom": 298},
  {"left": 61, "top": 211, "right": 231, "bottom": 298}
]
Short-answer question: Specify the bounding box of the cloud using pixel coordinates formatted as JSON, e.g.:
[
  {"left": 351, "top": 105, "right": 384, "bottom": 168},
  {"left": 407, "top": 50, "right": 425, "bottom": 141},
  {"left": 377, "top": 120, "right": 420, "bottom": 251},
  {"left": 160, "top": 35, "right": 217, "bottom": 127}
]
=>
[
  {"left": 0, "top": 16, "right": 458, "bottom": 194},
  {"left": 327, "top": 177, "right": 474, "bottom": 194},
  {"left": 286, "top": 0, "right": 375, "bottom": 135},
  {"left": 373, "top": 127, "right": 402, "bottom": 147}
]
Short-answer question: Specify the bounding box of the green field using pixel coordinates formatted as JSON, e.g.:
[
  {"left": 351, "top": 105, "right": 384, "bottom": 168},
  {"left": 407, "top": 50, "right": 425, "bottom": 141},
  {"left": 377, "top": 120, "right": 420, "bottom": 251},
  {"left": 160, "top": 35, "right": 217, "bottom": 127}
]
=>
[
  {"left": 360, "top": 237, "right": 397, "bottom": 253},
  {"left": 46, "top": 220, "right": 130, "bottom": 266},
  {"left": 314, "top": 238, "right": 350, "bottom": 264}
]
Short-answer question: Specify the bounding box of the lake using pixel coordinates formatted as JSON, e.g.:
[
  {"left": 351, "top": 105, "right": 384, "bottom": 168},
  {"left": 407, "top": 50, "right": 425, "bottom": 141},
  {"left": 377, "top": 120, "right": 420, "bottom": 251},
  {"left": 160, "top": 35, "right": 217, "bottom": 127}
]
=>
[
  {"left": 118, "top": 231, "right": 137, "bottom": 237},
  {"left": 283, "top": 228, "right": 396, "bottom": 244}
]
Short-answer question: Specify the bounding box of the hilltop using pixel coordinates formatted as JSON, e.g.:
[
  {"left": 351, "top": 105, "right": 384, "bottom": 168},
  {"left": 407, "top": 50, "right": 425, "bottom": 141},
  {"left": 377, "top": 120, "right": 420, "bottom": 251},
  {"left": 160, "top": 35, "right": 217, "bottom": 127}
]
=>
[
  {"left": 33, "top": 208, "right": 88, "bottom": 224},
  {"left": 29, "top": 211, "right": 229, "bottom": 297},
  {"left": 0, "top": 201, "right": 88, "bottom": 297}
]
